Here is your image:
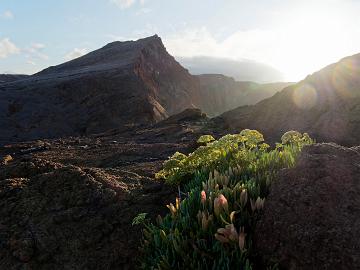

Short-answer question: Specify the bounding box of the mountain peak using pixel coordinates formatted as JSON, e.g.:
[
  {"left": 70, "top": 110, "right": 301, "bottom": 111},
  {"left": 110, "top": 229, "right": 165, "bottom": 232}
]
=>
[
  {"left": 103, "top": 34, "right": 163, "bottom": 50},
  {"left": 35, "top": 35, "right": 166, "bottom": 77}
]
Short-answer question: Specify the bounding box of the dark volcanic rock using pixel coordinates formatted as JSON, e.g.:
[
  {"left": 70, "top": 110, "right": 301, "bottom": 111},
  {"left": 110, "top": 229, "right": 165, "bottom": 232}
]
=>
[
  {"left": 0, "top": 156, "right": 174, "bottom": 270},
  {"left": 159, "top": 108, "right": 207, "bottom": 124},
  {"left": 217, "top": 53, "right": 360, "bottom": 146},
  {"left": 0, "top": 116, "right": 214, "bottom": 270},
  {"left": 255, "top": 143, "right": 360, "bottom": 270}
]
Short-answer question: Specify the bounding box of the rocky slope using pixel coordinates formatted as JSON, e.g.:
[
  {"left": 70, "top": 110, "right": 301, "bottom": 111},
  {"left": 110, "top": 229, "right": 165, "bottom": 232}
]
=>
[
  {"left": 216, "top": 53, "right": 360, "bottom": 146},
  {"left": 0, "top": 109, "right": 214, "bottom": 270},
  {"left": 197, "top": 74, "right": 292, "bottom": 116},
  {"left": 0, "top": 35, "right": 288, "bottom": 145},
  {"left": 1, "top": 108, "right": 359, "bottom": 269},
  {"left": 255, "top": 143, "right": 360, "bottom": 270},
  {"left": 0, "top": 74, "right": 29, "bottom": 84}
]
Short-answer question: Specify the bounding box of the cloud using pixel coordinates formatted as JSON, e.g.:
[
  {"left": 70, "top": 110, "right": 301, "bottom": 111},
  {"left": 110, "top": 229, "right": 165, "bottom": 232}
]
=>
[
  {"left": 24, "top": 43, "right": 49, "bottom": 60},
  {"left": 135, "top": 7, "right": 152, "bottom": 15},
  {"left": 26, "top": 60, "right": 36, "bottom": 66},
  {"left": 163, "top": 15, "right": 360, "bottom": 81},
  {"left": 0, "top": 10, "right": 14, "bottom": 19},
  {"left": 110, "top": 0, "right": 136, "bottom": 9},
  {"left": 64, "top": 48, "right": 89, "bottom": 61},
  {"left": 0, "top": 38, "right": 19, "bottom": 58},
  {"left": 110, "top": 0, "right": 147, "bottom": 9}
]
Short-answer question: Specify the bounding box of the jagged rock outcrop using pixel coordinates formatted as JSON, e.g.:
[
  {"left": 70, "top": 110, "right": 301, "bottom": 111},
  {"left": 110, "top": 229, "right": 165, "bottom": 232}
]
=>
[
  {"left": 255, "top": 143, "right": 360, "bottom": 270},
  {"left": 216, "top": 53, "right": 360, "bottom": 146}
]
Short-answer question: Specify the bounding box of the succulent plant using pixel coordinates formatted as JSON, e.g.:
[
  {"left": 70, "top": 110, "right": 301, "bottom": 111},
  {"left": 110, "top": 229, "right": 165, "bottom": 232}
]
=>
[{"left": 139, "top": 130, "right": 313, "bottom": 269}]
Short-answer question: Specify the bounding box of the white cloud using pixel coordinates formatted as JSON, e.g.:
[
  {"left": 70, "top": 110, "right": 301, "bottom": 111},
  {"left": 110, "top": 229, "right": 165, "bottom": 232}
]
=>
[
  {"left": 135, "top": 7, "right": 152, "bottom": 15},
  {"left": 64, "top": 48, "right": 89, "bottom": 61},
  {"left": 1, "top": 10, "right": 14, "bottom": 19},
  {"left": 24, "top": 43, "right": 49, "bottom": 60},
  {"left": 110, "top": 0, "right": 136, "bottom": 9},
  {"left": 110, "top": 0, "right": 147, "bottom": 9},
  {"left": 0, "top": 38, "right": 19, "bottom": 58},
  {"left": 26, "top": 60, "right": 36, "bottom": 66}
]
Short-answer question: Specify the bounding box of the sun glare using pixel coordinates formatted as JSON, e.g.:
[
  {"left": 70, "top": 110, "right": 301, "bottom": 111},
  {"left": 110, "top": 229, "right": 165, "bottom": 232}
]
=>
[{"left": 270, "top": 4, "right": 353, "bottom": 81}]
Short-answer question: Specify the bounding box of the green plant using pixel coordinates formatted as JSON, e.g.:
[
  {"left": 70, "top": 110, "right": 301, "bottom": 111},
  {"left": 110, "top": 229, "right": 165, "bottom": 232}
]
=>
[
  {"left": 141, "top": 130, "right": 313, "bottom": 269},
  {"left": 197, "top": 135, "right": 216, "bottom": 144}
]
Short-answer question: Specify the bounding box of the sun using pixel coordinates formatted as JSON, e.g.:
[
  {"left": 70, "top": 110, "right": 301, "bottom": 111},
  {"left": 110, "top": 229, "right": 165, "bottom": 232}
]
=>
[{"left": 270, "top": 3, "right": 352, "bottom": 81}]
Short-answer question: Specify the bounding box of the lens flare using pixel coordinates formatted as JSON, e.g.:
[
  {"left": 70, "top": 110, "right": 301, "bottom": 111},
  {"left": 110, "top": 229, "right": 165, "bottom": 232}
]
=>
[
  {"left": 331, "top": 58, "right": 360, "bottom": 99},
  {"left": 292, "top": 83, "right": 318, "bottom": 110}
]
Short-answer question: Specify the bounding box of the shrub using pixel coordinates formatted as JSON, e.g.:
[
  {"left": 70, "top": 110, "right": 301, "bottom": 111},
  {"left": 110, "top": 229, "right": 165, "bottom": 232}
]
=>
[
  {"left": 137, "top": 130, "right": 313, "bottom": 269},
  {"left": 197, "top": 135, "right": 216, "bottom": 144}
]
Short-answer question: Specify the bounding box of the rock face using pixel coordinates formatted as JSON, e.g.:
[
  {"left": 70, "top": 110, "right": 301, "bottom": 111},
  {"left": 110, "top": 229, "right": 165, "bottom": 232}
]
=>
[
  {"left": 217, "top": 53, "right": 360, "bottom": 146},
  {"left": 0, "top": 158, "right": 174, "bottom": 269},
  {"left": 0, "top": 35, "right": 288, "bottom": 145},
  {"left": 197, "top": 74, "right": 292, "bottom": 116},
  {"left": 255, "top": 143, "right": 360, "bottom": 270}
]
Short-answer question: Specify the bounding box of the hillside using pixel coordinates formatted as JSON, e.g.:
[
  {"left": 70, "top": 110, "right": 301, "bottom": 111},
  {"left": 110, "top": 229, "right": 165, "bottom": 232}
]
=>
[
  {"left": 216, "top": 53, "right": 360, "bottom": 146},
  {"left": 0, "top": 35, "right": 287, "bottom": 145},
  {"left": 0, "top": 74, "right": 29, "bottom": 84}
]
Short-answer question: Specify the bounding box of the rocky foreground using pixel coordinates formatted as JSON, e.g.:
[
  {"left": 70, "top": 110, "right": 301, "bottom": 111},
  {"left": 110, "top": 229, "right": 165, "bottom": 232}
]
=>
[
  {"left": 255, "top": 143, "right": 360, "bottom": 270},
  {"left": 0, "top": 109, "right": 214, "bottom": 269},
  {"left": 1, "top": 111, "right": 359, "bottom": 270}
]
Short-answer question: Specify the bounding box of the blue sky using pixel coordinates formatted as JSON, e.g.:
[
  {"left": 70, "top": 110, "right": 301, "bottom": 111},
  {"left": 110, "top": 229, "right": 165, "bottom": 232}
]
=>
[{"left": 1, "top": 0, "right": 360, "bottom": 80}]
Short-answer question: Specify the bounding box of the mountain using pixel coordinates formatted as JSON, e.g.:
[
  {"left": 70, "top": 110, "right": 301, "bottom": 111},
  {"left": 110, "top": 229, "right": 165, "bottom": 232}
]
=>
[
  {"left": 177, "top": 56, "right": 285, "bottom": 83},
  {"left": 0, "top": 35, "right": 288, "bottom": 144},
  {"left": 216, "top": 53, "right": 360, "bottom": 146},
  {"left": 0, "top": 74, "right": 29, "bottom": 84},
  {"left": 0, "top": 35, "right": 204, "bottom": 143},
  {"left": 197, "top": 74, "right": 292, "bottom": 116}
]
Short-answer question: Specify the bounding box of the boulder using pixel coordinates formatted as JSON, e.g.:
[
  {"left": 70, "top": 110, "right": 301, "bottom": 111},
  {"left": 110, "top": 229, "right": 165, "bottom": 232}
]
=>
[{"left": 255, "top": 143, "right": 360, "bottom": 270}]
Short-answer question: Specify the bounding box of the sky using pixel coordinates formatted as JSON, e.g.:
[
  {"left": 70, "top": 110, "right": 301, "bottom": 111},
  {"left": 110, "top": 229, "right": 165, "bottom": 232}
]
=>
[{"left": 1, "top": 0, "right": 360, "bottom": 81}]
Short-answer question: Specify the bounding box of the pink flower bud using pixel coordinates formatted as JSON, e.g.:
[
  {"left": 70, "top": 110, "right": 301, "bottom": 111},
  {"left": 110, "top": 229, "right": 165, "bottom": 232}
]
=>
[
  {"left": 201, "top": 190, "right": 206, "bottom": 204},
  {"left": 218, "top": 194, "right": 229, "bottom": 213}
]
